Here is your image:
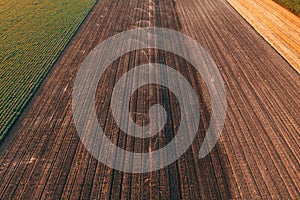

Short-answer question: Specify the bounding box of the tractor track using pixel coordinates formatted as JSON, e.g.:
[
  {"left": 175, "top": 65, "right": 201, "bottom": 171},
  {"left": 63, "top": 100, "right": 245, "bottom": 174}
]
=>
[{"left": 0, "top": 0, "right": 299, "bottom": 199}]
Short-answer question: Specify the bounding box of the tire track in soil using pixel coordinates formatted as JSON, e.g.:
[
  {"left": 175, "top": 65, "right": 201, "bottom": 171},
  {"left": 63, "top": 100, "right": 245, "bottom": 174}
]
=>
[{"left": 0, "top": 0, "right": 299, "bottom": 199}]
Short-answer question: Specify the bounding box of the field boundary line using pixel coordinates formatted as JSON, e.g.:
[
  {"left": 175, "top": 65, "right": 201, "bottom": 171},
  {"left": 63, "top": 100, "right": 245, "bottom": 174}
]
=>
[
  {"left": 227, "top": 0, "right": 300, "bottom": 73},
  {"left": 0, "top": 1, "right": 98, "bottom": 143}
]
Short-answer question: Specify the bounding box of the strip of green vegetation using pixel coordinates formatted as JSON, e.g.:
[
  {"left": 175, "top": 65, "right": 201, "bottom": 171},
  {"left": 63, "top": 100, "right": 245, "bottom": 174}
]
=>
[
  {"left": 0, "top": 0, "right": 97, "bottom": 141},
  {"left": 273, "top": 0, "right": 300, "bottom": 16}
]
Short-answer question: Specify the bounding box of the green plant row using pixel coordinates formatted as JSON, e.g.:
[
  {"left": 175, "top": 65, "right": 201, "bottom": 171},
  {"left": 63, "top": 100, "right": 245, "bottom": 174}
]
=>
[{"left": 0, "top": 0, "right": 97, "bottom": 141}]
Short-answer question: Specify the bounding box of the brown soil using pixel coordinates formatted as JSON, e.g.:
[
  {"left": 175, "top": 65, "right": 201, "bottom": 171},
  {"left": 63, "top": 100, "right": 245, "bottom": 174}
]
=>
[
  {"left": 0, "top": 0, "right": 299, "bottom": 199},
  {"left": 228, "top": 0, "right": 300, "bottom": 73}
]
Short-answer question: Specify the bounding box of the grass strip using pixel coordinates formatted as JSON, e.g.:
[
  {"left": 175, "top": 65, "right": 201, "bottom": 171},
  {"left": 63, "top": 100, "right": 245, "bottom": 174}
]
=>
[{"left": 0, "top": 0, "right": 97, "bottom": 141}]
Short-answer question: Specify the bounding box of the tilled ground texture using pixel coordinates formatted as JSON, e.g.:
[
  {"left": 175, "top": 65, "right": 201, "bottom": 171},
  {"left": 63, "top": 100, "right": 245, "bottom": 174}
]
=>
[
  {"left": 0, "top": 0, "right": 299, "bottom": 199},
  {"left": 228, "top": 0, "right": 300, "bottom": 73}
]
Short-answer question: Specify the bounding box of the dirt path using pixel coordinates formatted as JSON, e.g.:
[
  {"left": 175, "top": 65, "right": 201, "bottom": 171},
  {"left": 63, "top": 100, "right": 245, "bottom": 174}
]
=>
[
  {"left": 0, "top": 0, "right": 299, "bottom": 199},
  {"left": 227, "top": 0, "right": 300, "bottom": 73}
]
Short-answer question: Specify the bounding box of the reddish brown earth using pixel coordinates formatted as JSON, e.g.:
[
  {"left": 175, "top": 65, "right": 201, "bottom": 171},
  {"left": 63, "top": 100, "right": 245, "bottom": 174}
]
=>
[
  {"left": 228, "top": 0, "right": 300, "bottom": 73},
  {"left": 0, "top": 0, "right": 299, "bottom": 199}
]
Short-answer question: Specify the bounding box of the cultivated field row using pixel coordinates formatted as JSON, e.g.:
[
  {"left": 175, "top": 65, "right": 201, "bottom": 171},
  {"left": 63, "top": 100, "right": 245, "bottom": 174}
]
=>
[
  {"left": 227, "top": 0, "right": 300, "bottom": 73},
  {"left": 0, "top": 0, "right": 299, "bottom": 199},
  {"left": 0, "top": 0, "right": 97, "bottom": 140}
]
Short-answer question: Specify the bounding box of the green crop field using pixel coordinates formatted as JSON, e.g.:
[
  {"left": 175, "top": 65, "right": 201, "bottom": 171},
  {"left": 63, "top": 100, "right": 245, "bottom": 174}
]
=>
[
  {"left": 0, "top": 0, "right": 97, "bottom": 141},
  {"left": 273, "top": 0, "right": 300, "bottom": 16}
]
